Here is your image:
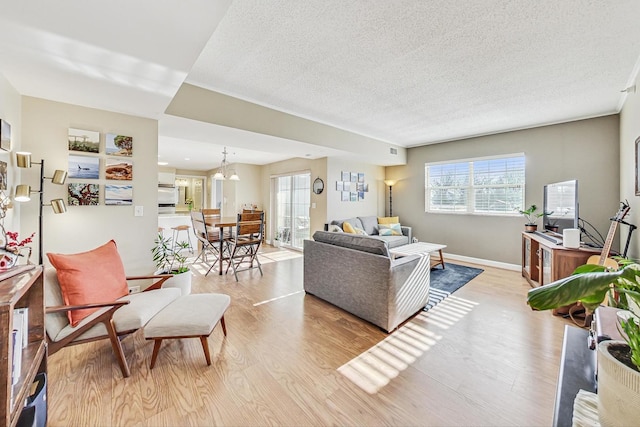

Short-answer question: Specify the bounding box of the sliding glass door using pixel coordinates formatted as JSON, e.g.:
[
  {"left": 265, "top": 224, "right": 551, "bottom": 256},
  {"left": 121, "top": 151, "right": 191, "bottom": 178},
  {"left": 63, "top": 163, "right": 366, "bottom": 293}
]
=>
[{"left": 273, "top": 172, "right": 310, "bottom": 250}]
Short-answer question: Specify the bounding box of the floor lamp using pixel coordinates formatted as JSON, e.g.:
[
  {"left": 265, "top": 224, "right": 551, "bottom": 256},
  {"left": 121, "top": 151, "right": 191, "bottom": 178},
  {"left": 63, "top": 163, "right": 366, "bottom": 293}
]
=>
[
  {"left": 15, "top": 152, "right": 68, "bottom": 265},
  {"left": 383, "top": 180, "right": 397, "bottom": 217}
]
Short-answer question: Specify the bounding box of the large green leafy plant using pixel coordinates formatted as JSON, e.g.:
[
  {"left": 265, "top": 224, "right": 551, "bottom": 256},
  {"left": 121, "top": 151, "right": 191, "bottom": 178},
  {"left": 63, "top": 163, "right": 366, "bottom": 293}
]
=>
[
  {"left": 527, "top": 261, "right": 640, "bottom": 369},
  {"left": 151, "top": 233, "right": 190, "bottom": 274}
]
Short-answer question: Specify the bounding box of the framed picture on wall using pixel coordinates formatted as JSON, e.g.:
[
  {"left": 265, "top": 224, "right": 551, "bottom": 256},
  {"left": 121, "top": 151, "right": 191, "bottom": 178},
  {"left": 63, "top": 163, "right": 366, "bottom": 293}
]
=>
[
  {"left": 341, "top": 171, "right": 350, "bottom": 181},
  {"left": 106, "top": 158, "right": 133, "bottom": 180},
  {"left": 68, "top": 154, "right": 99, "bottom": 179},
  {"left": 105, "top": 184, "right": 132, "bottom": 205},
  {"left": 636, "top": 136, "right": 640, "bottom": 196},
  {"left": 68, "top": 183, "right": 99, "bottom": 206},
  {"left": 68, "top": 128, "right": 99, "bottom": 153},
  {"left": 0, "top": 119, "right": 11, "bottom": 151},
  {"left": 0, "top": 161, "right": 6, "bottom": 190},
  {"left": 106, "top": 133, "right": 133, "bottom": 157}
]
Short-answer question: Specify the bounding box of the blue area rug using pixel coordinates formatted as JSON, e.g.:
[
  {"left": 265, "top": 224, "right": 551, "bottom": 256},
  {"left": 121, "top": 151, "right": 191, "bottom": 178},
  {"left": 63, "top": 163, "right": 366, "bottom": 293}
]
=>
[{"left": 424, "top": 263, "right": 484, "bottom": 311}]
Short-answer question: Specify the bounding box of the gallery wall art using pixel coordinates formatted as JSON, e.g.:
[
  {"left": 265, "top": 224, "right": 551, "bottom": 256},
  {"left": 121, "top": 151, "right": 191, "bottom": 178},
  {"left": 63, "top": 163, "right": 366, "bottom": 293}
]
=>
[
  {"left": 68, "top": 154, "right": 99, "bottom": 179},
  {"left": 68, "top": 183, "right": 99, "bottom": 206},
  {"left": 106, "top": 133, "right": 133, "bottom": 157},
  {"left": 105, "top": 158, "right": 133, "bottom": 180},
  {"left": 0, "top": 120, "right": 11, "bottom": 151},
  {"left": 105, "top": 184, "right": 133, "bottom": 205},
  {"left": 337, "top": 171, "right": 368, "bottom": 202},
  {"left": 68, "top": 128, "right": 99, "bottom": 153}
]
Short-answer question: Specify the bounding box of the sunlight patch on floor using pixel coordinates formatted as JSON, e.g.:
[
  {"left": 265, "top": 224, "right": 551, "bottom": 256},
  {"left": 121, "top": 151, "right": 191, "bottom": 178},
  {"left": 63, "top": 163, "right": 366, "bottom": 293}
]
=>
[
  {"left": 253, "top": 290, "right": 304, "bottom": 306},
  {"left": 338, "top": 293, "right": 478, "bottom": 394}
]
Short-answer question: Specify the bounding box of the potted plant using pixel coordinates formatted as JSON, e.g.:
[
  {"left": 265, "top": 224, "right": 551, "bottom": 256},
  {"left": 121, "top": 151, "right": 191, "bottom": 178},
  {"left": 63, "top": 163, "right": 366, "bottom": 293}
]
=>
[
  {"left": 518, "top": 204, "right": 544, "bottom": 232},
  {"left": 151, "top": 233, "right": 192, "bottom": 295},
  {"left": 527, "top": 261, "right": 640, "bottom": 425}
]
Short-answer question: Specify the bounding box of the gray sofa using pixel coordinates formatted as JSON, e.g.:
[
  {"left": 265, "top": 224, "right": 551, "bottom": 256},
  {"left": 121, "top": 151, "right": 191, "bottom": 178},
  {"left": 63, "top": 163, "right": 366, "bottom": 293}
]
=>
[
  {"left": 303, "top": 231, "right": 430, "bottom": 332},
  {"left": 329, "top": 215, "right": 411, "bottom": 248}
]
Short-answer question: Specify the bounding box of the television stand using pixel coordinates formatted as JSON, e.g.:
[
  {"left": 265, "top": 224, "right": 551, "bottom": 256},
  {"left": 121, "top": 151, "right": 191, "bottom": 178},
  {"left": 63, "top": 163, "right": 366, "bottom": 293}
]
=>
[
  {"left": 533, "top": 230, "right": 563, "bottom": 245},
  {"left": 522, "top": 232, "right": 600, "bottom": 288}
]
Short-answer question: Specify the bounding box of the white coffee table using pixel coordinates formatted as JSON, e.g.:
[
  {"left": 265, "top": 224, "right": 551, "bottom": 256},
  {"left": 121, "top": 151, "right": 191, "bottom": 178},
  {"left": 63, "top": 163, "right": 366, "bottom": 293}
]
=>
[{"left": 390, "top": 242, "right": 447, "bottom": 269}]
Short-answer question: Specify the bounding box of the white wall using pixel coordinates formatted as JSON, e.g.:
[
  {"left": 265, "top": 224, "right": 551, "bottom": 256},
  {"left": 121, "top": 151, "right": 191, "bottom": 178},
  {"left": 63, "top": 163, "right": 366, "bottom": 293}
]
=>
[
  {"left": 619, "top": 79, "right": 640, "bottom": 259},
  {"left": 0, "top": 74, "right": 22, "bottom": 242},
  {"left": 21, "top": 97, "right": 159, "bottom": 274},
  {"left": 326, "top": 157, "right": 385, "bottom": 221}
]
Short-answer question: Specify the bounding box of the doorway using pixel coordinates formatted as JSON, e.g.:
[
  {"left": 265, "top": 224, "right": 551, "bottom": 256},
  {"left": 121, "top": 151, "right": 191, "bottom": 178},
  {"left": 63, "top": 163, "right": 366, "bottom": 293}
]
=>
[
  {"left": 272, "top": 172, "right": 310, "bottom": 250},
  {"left": 175, "top": 176, "right": 205, "bottom": 213}
]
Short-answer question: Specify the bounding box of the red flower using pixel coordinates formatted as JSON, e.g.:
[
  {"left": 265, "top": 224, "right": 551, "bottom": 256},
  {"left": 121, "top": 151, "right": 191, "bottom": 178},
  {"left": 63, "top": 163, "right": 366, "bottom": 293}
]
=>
[{"left": 6, "top": 231, "right": 35, "bottom": 249}]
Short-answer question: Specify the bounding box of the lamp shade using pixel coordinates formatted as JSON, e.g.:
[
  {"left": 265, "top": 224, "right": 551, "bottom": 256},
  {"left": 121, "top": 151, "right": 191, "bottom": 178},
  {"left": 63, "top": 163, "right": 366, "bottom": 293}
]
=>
[
  {"left": 229, "top": 173, "right": 240, "bottom": 181},
  {"left": 384, "top": 179, "right": 397, "bottom": 187},
  {"left": 213, "top": 171, "right": 225, "bottom": 180},
  {"left": 50, "top": 198, "right": 67, "bottom": 214},
  {"left": 51, "top": 170, "right": 68, "bottom": 185},
  {"left": 14, "top": 184, "right": 31, "bottom": 202},
  {"left": 16, "top": 152, "right": 32, "bottom": 168}
]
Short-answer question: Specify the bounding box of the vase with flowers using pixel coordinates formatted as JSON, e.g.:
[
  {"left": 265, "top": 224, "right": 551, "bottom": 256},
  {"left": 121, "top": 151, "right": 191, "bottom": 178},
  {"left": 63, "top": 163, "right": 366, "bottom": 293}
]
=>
[{"left": 0, "top": 230, "right": 35, "bottom": 269}]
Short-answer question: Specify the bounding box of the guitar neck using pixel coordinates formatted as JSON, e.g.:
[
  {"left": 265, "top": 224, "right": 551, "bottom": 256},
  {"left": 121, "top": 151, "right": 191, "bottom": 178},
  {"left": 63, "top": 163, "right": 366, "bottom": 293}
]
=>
[{"left": 598, "top": 222, "right": 619, "bottom": 265}]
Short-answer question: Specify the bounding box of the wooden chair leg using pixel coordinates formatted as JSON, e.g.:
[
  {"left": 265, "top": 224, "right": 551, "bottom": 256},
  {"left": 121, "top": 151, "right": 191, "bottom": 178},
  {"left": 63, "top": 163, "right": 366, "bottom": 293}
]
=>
[
  {"left": 200, "top": 336, "right": 212, "bottom": 366},
  {"left": 150, "top": 339, "right": 163, "bottom": 369},
  {"left": 105, "top": 319, "right": 130, "bottom": 378},
  {"left": 220, "top": 315, "right": 227, "bottom": 336}
]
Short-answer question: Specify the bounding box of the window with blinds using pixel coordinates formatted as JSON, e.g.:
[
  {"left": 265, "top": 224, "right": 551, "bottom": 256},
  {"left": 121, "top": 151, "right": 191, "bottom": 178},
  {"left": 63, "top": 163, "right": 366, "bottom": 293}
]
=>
[{"left": 425, "top": 154, "right": 525, "bottom": 215}]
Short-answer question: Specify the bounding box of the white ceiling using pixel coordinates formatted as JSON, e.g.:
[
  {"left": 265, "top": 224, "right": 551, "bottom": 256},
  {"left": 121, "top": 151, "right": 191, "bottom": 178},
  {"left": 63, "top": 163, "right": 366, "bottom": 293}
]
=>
[{"left": 1, "top": 1, "right": 640, "bottom": 170}]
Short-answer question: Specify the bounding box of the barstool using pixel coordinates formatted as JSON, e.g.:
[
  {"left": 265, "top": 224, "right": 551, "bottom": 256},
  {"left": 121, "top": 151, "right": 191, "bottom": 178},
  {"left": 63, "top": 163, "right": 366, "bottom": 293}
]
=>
[{"left": 171, "top": 225, "right": 194, "bottom": 254}]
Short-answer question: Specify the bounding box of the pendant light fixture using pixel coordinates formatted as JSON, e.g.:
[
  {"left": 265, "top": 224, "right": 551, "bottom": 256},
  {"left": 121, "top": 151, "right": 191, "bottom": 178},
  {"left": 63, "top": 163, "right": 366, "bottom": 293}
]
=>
[{"left": 213, "top": 147, "right": 240, "bottom": 181}]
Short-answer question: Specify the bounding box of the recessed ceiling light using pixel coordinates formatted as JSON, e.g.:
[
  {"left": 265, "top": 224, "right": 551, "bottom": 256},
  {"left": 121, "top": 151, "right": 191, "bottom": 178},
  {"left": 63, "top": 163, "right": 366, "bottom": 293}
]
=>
[
  {"left": 158, "top": 161, "right": 168, "bottom": 166},
  {"left": 184, "top": 158, "right": 190, "bottom": 161}
]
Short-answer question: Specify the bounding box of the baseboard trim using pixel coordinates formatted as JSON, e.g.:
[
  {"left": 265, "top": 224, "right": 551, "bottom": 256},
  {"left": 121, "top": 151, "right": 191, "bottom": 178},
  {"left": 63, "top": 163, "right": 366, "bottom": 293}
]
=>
[{"left": 442, "top": 252, "right": 520, "bottom": 272}]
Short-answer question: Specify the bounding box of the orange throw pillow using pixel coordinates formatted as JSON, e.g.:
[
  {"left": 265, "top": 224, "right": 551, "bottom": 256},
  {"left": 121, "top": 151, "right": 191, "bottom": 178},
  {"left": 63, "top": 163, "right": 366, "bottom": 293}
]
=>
[{"left": 47, "top": 240, "right": 128, "bottom": 327}]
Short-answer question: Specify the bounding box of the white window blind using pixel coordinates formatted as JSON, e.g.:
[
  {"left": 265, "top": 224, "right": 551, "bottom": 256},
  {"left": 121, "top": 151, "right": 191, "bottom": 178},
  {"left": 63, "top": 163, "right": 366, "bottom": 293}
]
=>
[{"left": 425, "top": 154, "right": 525, "bottom": 215}]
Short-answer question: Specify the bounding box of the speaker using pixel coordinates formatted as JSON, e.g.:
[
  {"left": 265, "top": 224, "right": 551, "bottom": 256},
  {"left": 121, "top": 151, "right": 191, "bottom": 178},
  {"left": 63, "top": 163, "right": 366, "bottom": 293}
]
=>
[{"left": 563, "top": 228, "right": 581, "bottom": 249}]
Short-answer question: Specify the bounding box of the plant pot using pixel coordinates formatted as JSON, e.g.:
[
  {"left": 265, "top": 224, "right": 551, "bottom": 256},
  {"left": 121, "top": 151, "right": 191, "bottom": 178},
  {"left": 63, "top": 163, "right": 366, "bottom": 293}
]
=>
[
  {"left": 597, "top": 340, "right": 640, "bottom": 426},
  {"left": 162, "top": 269, "right": 192, "bottom": 296},
  {"left": 524, "top": 224, "right": 538, "bottom": 233}
]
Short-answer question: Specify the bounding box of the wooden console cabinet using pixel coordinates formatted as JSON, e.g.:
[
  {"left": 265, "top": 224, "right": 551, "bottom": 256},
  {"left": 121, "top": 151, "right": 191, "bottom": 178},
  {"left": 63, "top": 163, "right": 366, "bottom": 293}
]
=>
[
  {"left": 522, "top": 232, "right": 600, "bottom": 287},
  {"left": 0, "top": 266, "right": 46, "bottom": 427}
]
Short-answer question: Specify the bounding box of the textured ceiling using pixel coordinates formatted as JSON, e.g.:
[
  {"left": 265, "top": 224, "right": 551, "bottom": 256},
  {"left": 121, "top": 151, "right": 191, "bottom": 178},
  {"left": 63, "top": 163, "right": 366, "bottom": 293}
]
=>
[
  {"left": 1, "top": 1, "right": 640, "bottom": 170},
  {"left": 187, "top": 0, "right": 640, "bottom": 146}
]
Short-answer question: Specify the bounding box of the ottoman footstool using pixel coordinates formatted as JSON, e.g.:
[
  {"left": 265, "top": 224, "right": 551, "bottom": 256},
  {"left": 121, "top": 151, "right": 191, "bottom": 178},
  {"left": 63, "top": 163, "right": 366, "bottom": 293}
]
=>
[{"left": 143, "top": 293, "right": 230, "bottom": 369}]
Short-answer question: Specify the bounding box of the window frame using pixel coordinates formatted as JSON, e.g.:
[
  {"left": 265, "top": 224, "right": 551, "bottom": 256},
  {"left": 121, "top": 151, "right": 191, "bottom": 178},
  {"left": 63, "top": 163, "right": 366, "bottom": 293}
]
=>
[{"left": 424, "top": 153, "right": 525, "bottom": 216}]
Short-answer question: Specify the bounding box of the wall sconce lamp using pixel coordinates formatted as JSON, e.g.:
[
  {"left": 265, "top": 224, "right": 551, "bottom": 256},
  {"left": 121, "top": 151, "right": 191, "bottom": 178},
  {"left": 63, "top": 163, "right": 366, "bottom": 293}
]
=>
[
  {"left": 15, "top": 152, "right": 68, "bottom": 264},
  {"left": 383, "top": 179, "right": 397, "bottom": 216}
]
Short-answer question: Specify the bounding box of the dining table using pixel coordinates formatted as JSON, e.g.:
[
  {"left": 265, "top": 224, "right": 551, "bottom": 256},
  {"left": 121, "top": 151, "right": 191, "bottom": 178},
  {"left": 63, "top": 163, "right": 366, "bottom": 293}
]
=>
[{"left": 204, "top": 215, "right": 237, "bottom": 275}]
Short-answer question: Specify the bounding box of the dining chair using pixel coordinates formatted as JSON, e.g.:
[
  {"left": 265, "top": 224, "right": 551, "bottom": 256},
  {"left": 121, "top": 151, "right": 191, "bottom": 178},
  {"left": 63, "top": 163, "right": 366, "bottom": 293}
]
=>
[
  {"left": 225, "top": 212, "right": 264, "bottom": 281},
  {"left": 190, "top": 210, "right": 224, "bottom": 276}
]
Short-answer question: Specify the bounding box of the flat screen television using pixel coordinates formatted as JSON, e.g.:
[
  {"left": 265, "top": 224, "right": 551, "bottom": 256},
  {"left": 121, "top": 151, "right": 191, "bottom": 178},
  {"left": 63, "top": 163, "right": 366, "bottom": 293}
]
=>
[{"left": 543, "top": 179, "right": 579, "bottom": 234}]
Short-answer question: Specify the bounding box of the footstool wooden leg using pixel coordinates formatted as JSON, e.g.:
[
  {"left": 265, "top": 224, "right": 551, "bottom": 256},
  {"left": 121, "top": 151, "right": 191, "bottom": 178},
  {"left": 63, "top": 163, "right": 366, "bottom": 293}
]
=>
[
  {"left": 200, "top": 336, "right": 212, "bottom": 366},
  {"left": 220, "top": 315, "right": 227, "bottom": 336},
  {"left": 439, "top": 249, "right": 445, "bottom": 269},
  {"left": 150, "top": 339, "right": 163, "bottom": 369}
]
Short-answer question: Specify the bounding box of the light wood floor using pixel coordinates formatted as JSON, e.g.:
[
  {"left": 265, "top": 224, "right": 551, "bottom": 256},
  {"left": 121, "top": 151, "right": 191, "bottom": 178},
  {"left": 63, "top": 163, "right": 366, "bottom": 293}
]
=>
[{"left": 47, "top": 247, "right": 575, "bottom": 426}]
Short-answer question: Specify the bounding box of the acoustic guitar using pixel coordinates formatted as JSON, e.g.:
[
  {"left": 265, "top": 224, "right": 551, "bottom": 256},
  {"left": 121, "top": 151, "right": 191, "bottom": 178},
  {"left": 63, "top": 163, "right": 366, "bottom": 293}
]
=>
[
  {"left": 586, "top": 201, "right": 630, "bottom": 269},
  {"left": 566, "top": 202, "right": 630, "bottom": 326}
]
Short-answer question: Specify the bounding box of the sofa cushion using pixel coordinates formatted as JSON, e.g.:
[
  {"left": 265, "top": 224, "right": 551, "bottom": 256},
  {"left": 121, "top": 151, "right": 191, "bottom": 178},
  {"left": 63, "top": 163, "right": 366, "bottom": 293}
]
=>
[
  {"left": 379, "top": 223, "right": 402, "bottom": 236},
  {"left": 327, "top": 224, "right": 343, "bottom": 232},
  {"left": 312, "top": 231, "right": 389, "bottom": 257},
  {"left": 358, "top": 216, "right": 379, "bottom": 235},
  {"left": 378, "top": 216, "right": 400, "bottom": 225},
  {"left": 370, "top": 234, "right": 410, "bottom": 249},
  {"left": 331, "top": 217, "right": 363, "bottom": 231},
  {"left": 47, "top": 240, "right": 129, "bottom": 327}
]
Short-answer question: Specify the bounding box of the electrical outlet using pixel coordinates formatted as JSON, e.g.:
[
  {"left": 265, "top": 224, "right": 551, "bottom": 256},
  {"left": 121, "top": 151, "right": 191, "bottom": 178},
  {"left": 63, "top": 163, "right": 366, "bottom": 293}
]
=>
[
  {"left": 134, "top": 206, "right": 143, "bottom": 216},
  {"left": 129, "top": 286, "right": 140, "bottom": 294}
]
